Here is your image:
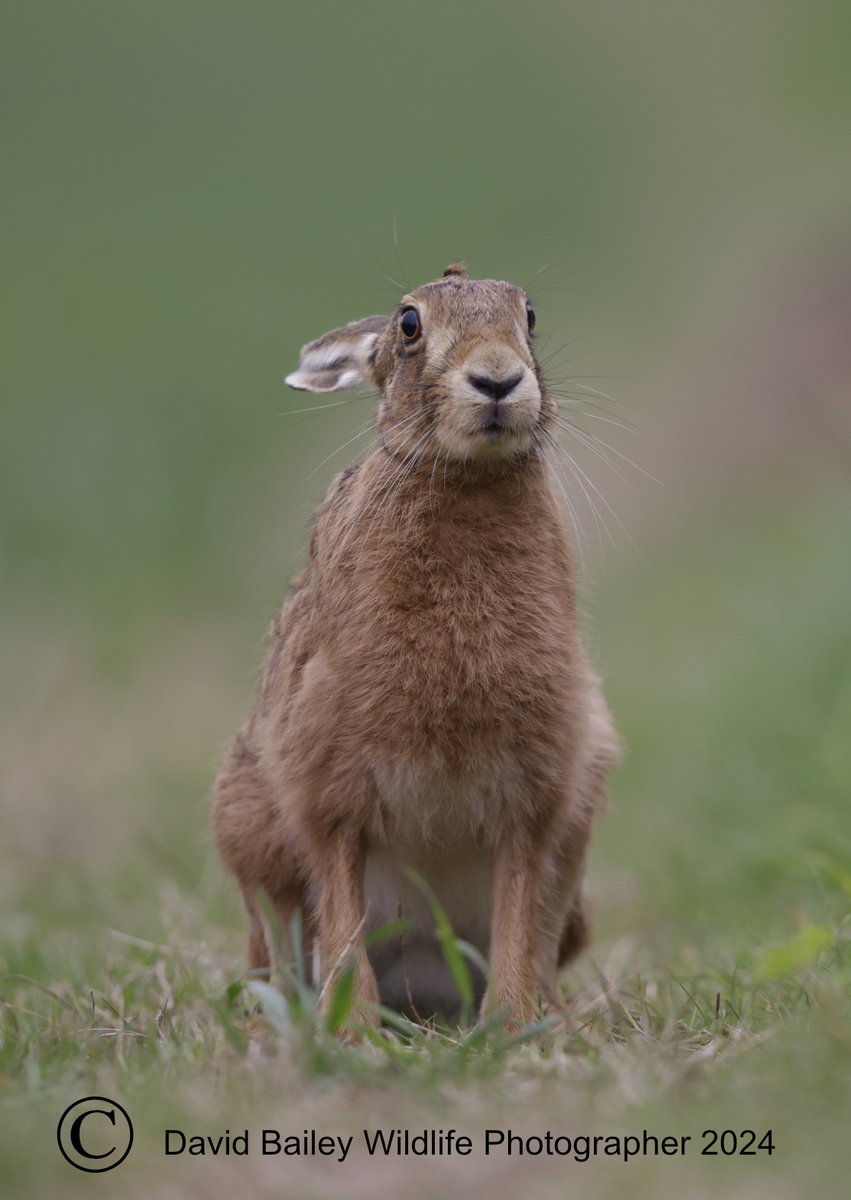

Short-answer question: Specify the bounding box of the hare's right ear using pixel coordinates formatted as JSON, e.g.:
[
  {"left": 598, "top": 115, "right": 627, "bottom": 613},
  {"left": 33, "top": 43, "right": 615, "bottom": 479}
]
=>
[{"left": 285, "top": 314, "right": 389, "bottom": 392}]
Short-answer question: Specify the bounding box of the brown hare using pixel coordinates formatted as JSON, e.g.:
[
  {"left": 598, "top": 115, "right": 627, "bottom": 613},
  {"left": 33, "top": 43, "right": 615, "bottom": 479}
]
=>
[{"left": 212, "top": 263, "right": 619, "bottom": 1030}]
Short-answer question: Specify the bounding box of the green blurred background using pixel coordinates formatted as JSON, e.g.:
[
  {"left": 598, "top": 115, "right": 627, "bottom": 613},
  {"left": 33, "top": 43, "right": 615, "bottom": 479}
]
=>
[{"left": 2, "top": 2, "right": 850, "bottom": 1196}]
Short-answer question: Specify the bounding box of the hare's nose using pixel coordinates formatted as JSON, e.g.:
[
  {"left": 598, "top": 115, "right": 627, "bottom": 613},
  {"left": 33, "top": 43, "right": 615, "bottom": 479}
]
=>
[{"left": 467, "top": 372, "right": 523, "bottom": 402}]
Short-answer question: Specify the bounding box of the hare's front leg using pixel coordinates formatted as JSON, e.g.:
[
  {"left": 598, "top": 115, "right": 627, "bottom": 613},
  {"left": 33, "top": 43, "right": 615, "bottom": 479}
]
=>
[
  {"left": 486, "top": 828, "right": 550, "bottom": 1030},
  {"left": 315, "top": 827, "right": 380, "bottom": 1027}
]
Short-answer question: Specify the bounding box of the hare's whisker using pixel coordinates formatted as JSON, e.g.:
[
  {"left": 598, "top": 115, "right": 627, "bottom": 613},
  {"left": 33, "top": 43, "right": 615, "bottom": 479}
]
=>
[
  {"left": 554, "top": 404, "right": 638, "bottom": 436},
  {"left": 391, "top": 217, "right": 412, "bottom": 291},
  {"left": 557, "top": 378, "right": 633, "bottom": 411},
  {"left": 539, "top": 428, "right": 607, "bottom": 554},
  {"left": 537, "top": 336, "right": 588, "bottom": 370},
  {"left": 546, "top": 427, "right": 636, "bottom": 550},
  {"left": 374, "top": 254, "right": 408, "bottom": 295},
  {"left": 279, "top": 395, "right": 368, "bottom": 417},
  {"left": 551, "top": 393, "right": 639, "bottom": 429},
  {"left": 543, "top": 429, "right": 614, "bottom": 551},
  {"left": 551, "top": 417, "right": 630, "bottom": 483},
  {"left": 351, "top": 417, "right": 428, "bottom": 552},
  {"left": 308, "top": 418, "right": 378, "bottom": 479},
  {"left": 535, "top": 433, "right": 587, "bottom": 575},
  {"left": 374, "top": 428, "right": 435, "bottom": 543},
  {"left": 554, "top": 416, "right": 662, "bottom": 484}
]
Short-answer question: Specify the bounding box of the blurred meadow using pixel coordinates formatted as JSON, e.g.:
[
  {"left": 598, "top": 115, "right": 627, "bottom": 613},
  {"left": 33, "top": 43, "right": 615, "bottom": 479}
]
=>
[{"left": 2, "top": 2, "right": 850, "bottom": 1198}]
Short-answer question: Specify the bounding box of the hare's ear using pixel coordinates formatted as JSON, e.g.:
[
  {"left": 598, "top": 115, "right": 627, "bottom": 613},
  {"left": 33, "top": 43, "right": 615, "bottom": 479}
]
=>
[{"left": 285, "top": 315, "right": 389, "bottom": 392}]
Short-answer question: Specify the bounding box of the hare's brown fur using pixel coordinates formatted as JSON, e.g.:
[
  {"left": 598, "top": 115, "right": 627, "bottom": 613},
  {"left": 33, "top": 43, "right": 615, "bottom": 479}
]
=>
[{"left": 213, "top": 266, "right": 619, "bottom": 1026}]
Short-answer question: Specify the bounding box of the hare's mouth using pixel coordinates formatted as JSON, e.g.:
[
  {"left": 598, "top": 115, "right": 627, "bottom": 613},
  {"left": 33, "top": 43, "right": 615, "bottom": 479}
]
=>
[{"left": 480, "top": 408, "right": 519, "bottom": 436}]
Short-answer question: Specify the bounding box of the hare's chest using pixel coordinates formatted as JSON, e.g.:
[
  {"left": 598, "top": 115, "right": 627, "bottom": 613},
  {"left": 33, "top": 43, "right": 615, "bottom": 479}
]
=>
[
  {"left": 366, "top": 586, "right": 573, "bottom": 748},
  {"left": 366, "top": 552, "right": 570, "bottom": 694}
]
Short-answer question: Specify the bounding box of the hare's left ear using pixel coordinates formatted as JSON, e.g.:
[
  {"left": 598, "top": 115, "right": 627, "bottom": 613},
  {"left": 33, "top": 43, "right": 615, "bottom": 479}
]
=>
[{"left": 285, "top": 314, "right": 389, "bottom": 392}]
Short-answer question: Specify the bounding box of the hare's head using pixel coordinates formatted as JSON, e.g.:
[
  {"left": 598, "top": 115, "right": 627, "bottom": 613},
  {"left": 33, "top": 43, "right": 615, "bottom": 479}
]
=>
[{"left": 286, "top": 264, "right": 556, "bottom": 462}]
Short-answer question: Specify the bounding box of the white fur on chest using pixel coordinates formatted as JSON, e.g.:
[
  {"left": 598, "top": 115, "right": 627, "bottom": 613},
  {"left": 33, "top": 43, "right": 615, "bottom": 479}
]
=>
[{"left": 366, "top": 750, "right": 522, "bottom": 850}]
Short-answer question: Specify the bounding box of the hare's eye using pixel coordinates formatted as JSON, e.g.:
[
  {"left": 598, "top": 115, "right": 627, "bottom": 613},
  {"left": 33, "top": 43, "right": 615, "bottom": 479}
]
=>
[
  {"left": 526, "top": 304, "right": 536, "bottom": 334},
  {"left": 400, "top": 308, "right": 421, "bottom": 342}
]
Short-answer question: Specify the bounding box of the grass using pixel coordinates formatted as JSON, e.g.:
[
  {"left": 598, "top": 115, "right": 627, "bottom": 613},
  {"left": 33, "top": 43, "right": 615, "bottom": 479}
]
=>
[{"left": 2, "top": 474, "right": 850, "bottom": 1199}]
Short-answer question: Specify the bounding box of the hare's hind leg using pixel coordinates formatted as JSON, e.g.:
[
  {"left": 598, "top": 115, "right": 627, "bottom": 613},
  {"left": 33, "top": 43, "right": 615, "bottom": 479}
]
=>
[
  {"left": 557, "top": 881, "right": 593, "bottom": 966},
  {"left": 212, "top": 729, "right": 311, "bottom": 974}
]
